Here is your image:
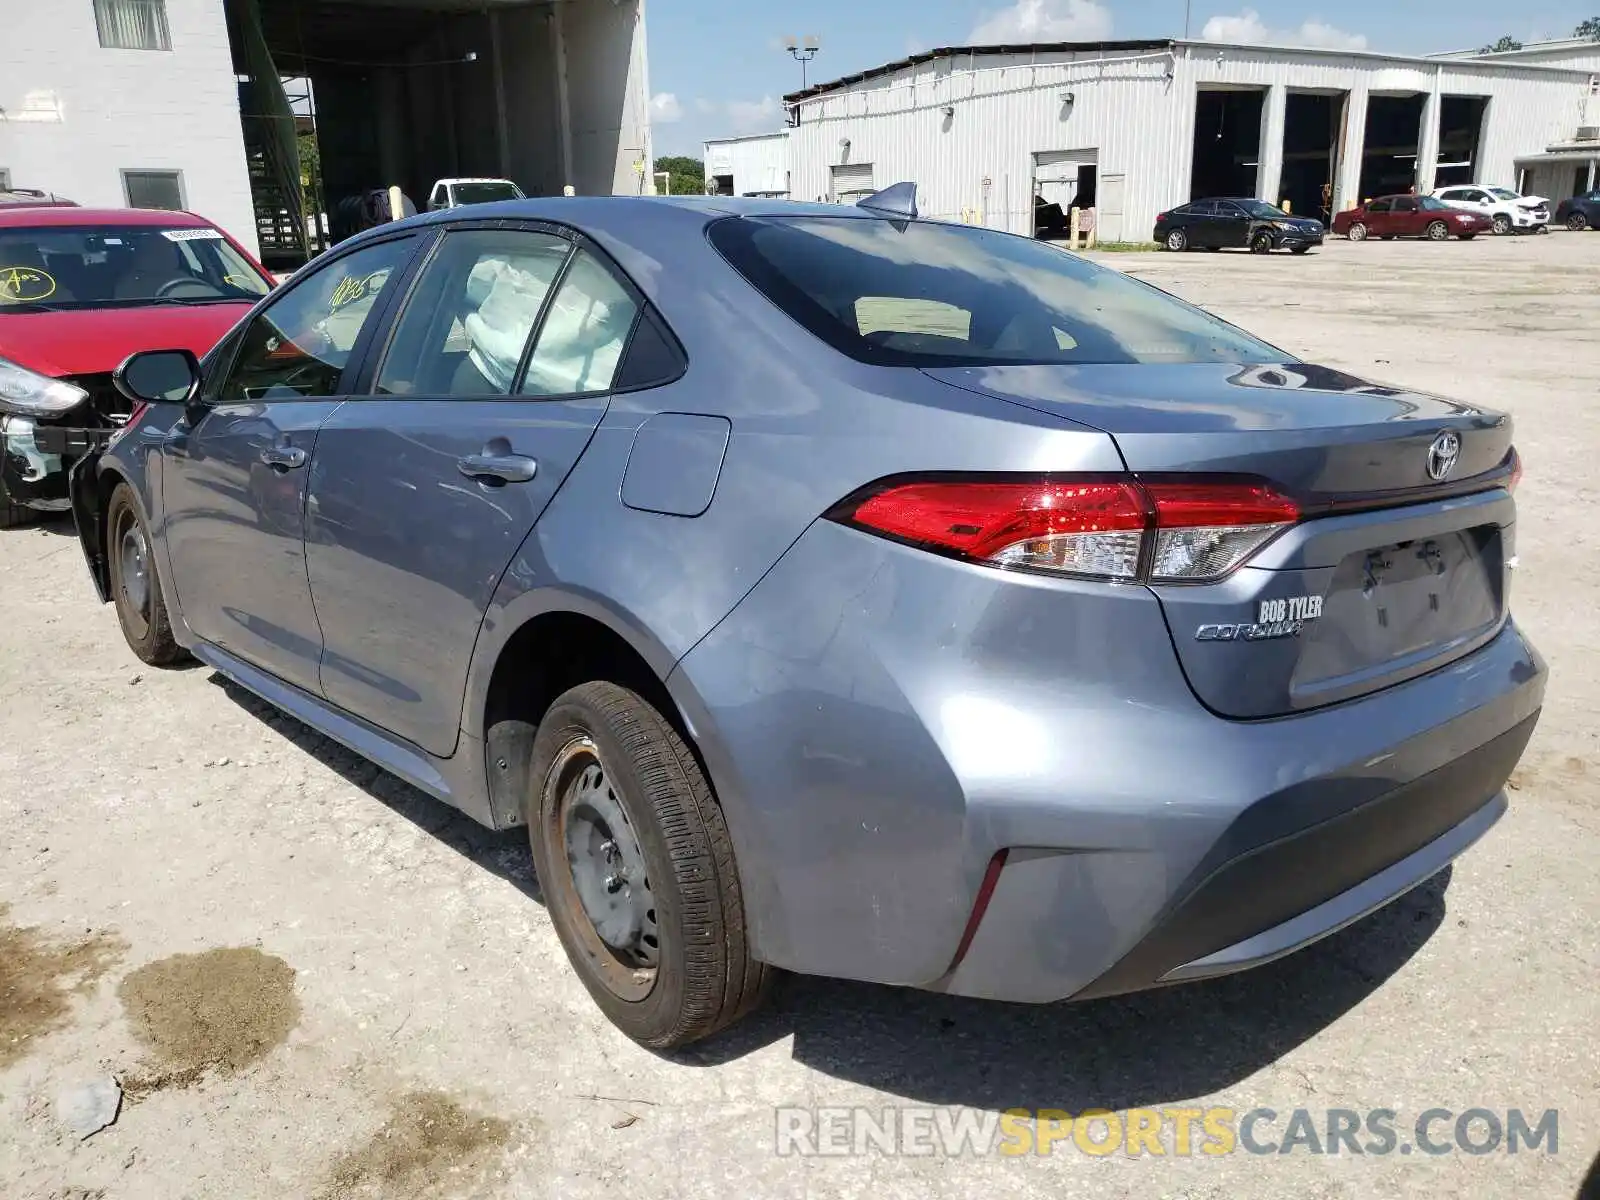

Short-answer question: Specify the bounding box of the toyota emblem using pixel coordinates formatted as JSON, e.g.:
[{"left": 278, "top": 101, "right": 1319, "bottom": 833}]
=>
[{"left": 1427, "top": 431, "right": 1461, "bottom": 481}]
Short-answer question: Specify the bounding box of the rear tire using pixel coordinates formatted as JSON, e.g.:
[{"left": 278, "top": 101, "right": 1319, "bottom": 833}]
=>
[
  {"left": 1567, "top": 212, "right": 1588, "bottom": 231},
  {"left": 528, "top": 681, "right": 771, "bottom": 1049},
  {"left": 106, "top": 482, "right": 185, "bottom": 666},
  {"left": 1347, "top": 222, "right": 1368, "bottom": 242},
  {"left": 1426, "top": 220, "right": 1450, "bottom": 241},
  {"left": 1165, "top": 228, "right": 1189, "bottom": 252}
]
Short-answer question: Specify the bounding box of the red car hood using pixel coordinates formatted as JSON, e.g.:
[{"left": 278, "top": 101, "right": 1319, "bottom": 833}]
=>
[{"left": 0, "top": 302, "right": 251, "bottom": 378}]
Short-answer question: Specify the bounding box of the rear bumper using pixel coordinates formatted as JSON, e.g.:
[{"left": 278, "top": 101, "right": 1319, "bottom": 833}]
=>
[{"left": 671, "top": 520, "right": 1547, "bottom": 1002}]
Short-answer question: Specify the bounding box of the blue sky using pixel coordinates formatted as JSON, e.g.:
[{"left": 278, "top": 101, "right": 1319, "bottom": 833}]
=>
[{"left": 647, "top": 0, "right": 1599, "bottom": 155}]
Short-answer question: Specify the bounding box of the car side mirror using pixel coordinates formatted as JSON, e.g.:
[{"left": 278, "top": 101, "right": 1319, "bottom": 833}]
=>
[{"left": 114, "top": 349, "right": 202, "bottom": 406}]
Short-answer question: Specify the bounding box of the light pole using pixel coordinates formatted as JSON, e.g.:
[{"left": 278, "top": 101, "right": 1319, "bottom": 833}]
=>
[{"left": 783, "top": 35, "right": 820, "bottom": 90}]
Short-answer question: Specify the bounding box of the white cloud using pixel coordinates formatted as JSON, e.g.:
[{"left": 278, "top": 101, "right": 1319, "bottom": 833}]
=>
[
  {"left": 649, "top": 92, "right": 682, "bottom": 123},
  {"left": 1200, "top": 9, "right": 1367, "bottom": 50},
  {"left": 694, "top": 97, "right": 717, "bottom": 114},
  {"left": 725, "top": 96, "right": 781, "bottom": 133},
  {"left": 970, "top": 0, "right": 1114, "bottom": 43}
]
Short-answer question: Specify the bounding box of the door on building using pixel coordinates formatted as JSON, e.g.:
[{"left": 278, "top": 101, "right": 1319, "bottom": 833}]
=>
[
  {"left": 1032, "top": 150, "right": 1098, "bottom": 235},
  {"left": 830, "top": 163, "right": 875, "bottom": 204},
  {"left": 1097, "top": 173, "right": 1126, "bottom": 242},
  {"left": 160, "top": 234, "right": 420, "bottom": 695}
]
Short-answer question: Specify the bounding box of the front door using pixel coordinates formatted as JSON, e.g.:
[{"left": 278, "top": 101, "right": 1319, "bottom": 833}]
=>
[
  {"left": 161, "top": 234, "right": 419, "bottom": 692},
  {"left": 304, "top": 225, "right": 641, "bottom": 757},
  {"left": 1213, "top": 200, "right": 1253, "bottom": 247}
]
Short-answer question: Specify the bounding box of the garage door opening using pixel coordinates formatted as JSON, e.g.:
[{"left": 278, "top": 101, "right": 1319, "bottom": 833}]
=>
[
  {"left": 1191, "top": 88, "right": 1265, "bottom": 200},
  {"left": 228, "top": 0, "right": 651, "bottom": 268},
  {"left": 1280, "top": 91, "right": 1344, "bottom": 223},
  {"left": 1435, "top": 96, "right": 1489, "bottom": 187},
  {"left": 1032, "top": 149, "right": 1097, "bottom": 240},
  {"left": 1358, "top": 93, "right": 1426, "bottom": 202}
]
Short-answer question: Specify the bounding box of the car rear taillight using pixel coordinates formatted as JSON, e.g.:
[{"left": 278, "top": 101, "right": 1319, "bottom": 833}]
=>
[{"left": 830, "top": 475, "right": 1301, "bottom": 584}]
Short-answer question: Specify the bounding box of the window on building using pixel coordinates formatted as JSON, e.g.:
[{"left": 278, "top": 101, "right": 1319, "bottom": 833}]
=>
[
  {"left": 121, "top": 170, "right": 185, "bottom": 211},
  {"left": 93, "top": 0, "right": 171, "bottom": 50}
]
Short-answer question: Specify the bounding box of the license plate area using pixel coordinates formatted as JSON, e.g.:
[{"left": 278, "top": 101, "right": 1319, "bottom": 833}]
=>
[{"left": 1290, "top": 526, "right": 1503, "bottom": 701}]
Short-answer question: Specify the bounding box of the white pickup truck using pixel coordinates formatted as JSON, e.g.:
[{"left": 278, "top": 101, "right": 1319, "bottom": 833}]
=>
[{"left": 426, "top": 178, "right": 526, "bottom": 210}]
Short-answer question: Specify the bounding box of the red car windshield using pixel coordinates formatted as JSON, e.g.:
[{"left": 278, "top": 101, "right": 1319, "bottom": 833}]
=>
[{"left": 0, "top": 224, "right": 271, "bottom": 310}]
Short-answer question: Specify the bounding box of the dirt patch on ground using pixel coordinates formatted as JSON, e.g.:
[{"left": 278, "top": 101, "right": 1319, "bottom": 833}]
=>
[
  {"left": 117, "top": 947, "right": 299, "bottom": 1093},
  {"left": 0, "top": 904, "right": 125, "bottom": 1070},
  {"left": 320, "top": 1090, "right": 514, "bottom": 1198}
]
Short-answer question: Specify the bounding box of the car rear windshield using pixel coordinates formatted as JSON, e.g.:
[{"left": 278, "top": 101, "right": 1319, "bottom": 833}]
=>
[
  {"left": 0, "top": 225, "right": 270, "bottom": 310},
  {"left": 707, "top": 215, "right": 1284, "bottom": 367},
  {"left": 452, "top": 182, "right": 523, "bottom": 205}
]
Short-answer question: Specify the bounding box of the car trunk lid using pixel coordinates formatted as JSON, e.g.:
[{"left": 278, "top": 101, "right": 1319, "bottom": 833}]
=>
[{"left": 926, "top": 361, "right": 1516, "bottom": 717}]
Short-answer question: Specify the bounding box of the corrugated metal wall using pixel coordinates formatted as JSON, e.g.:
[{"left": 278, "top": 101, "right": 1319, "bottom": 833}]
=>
[
  {"left": 786, "top": 42, "right": 1593, "bottom": 241},
  {"left": 704, "top": 133, "right": 791, "bottom": 194}
]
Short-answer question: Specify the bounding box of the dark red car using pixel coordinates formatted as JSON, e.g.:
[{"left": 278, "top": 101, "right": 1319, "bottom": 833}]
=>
[
  {"left": 0, "top": 206, "right": 273, "bottom": 525},
  {"left": 1331, "top": 194, "right": 1491, "bottom": 242}
]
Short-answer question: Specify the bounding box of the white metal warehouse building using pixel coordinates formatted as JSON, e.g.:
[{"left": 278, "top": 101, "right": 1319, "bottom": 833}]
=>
[{"left": 709, "top": 37, "right": 1600, "bottom": 243}]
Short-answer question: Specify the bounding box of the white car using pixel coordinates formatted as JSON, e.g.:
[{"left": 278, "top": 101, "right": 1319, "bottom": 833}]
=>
[
  {"left": 426, "top": 177, "right": 526, "bottom": 210},
  {"left": 1431, "top": 185, "right": 1551, "bottom": 235}
]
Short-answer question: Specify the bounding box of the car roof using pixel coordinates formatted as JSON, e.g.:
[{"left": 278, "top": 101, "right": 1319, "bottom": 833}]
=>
[{"left": 0, "top": 206, "right": 216, "bottom": 229}]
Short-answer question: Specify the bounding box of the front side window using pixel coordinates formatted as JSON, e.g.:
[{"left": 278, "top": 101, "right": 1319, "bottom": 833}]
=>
[
  {"left": 1393, "top": 198, "right": 1418, "bottom": 213},
  {"left": 517, "top": 250, "right": 639, "bottom": 396},
  {"left": 708, "top": 215, "right": 1283, "bottom": 367},
  {"left": 376, "top": 228, "right": 570, "bottom": 396},
  {"left": 218, "top": 237, "right": 413, "bottom": 402},
  {"left": 0, "top": 224, "right": 270, "bottom": 309},
  {"left": 1236, "top": 200, "right": 1288, "bottom": 219},
  {"left": 94, "top": 0, "right": 170, "bottom": 50}
]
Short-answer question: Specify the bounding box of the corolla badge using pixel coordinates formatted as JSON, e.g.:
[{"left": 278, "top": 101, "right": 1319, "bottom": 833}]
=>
[
  {"left": 1427, "top": 431, "right": 1461, "bottom": 481},
  {"left": 1196, "top": 594, "right": 1324, "bottom": 642}
]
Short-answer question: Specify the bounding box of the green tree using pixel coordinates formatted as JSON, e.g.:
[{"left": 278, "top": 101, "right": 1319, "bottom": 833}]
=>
[
  {"left": 1479, "top": 35, "right": 1524, "bottom": 52},
  {"left": 654, "top": 155, "right": 706, "bottom": 196},
  {"left": 1575, "top": 17, "right": 1600, "bottom": 38}
]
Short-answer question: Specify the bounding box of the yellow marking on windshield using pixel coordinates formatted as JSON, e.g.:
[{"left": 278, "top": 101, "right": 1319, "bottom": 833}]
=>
[{"left": 0, "top": 266, "right": 57, "bottom": 302}]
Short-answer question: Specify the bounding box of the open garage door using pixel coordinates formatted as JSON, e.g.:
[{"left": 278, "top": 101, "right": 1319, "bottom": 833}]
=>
[{"left": 228, "top": 0, "right": 653, "bottom": 266}]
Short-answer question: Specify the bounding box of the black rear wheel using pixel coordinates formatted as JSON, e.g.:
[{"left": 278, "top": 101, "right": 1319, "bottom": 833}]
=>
[
  {"left": 1164, "top": 228, "right": 1189, "bottom": 252},
  {"left": 528, "top": 682, "right": 771, "bottom": 1048},
  {"left": 1567, "top": 212, "right": 1589, "bottom": 231}
]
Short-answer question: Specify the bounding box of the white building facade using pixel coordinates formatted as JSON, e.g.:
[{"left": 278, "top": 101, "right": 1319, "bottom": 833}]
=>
[
  {"left": 0, "top": 0, "right": 257, "bottom": 250},
  {"left": 775, "top": 38, "right": 1598, "bottom": 241},
  {"left": 704, "top": 132, "right": 790, "bottom": 196}
]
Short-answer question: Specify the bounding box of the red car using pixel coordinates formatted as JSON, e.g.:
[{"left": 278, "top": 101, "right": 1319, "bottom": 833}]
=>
[
  {"left": 0, "top": 206, "right": 273, "bottom": 525},
  {"left": 1331, "top": 194, "right": 1491, "bottom": 242}
]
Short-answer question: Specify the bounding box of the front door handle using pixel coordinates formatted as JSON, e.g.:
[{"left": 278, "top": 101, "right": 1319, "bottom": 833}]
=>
[
  {"left": 260, "top": 444, "right": 307, "bottom": 470},
  {"left": 458, "top": 451, "right": 538, "bottom": 484}
]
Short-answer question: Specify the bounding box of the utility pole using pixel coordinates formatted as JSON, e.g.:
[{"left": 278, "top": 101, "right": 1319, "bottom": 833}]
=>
[
  {"left": 783, "top": 35, "right": 820, "bottom": 90},
  {"left": 1183, "top": 0, "right": 1191, "bottom": 37}
]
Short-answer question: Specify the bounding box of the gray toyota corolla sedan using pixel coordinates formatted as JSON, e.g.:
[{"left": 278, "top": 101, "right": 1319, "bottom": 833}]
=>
[{"left": 64, "top": 187, "right": 1544, "bottom": 1049}]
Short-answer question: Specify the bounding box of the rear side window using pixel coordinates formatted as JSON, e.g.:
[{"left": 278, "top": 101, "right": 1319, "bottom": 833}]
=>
[{"left": 708, "top": 216, "right": 1282, "bottom": 367}]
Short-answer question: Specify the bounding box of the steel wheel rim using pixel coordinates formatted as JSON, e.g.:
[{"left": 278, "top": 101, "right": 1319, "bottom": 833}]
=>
[
  {"left": 546, "top": 736, "right": 659, "bottom": 1001},
  {"left": 116, "top": 510, "right": 152, "bottom": 631}
]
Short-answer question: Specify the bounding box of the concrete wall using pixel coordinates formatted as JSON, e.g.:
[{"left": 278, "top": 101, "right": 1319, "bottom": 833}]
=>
[
  {"left": 562, "top": 0, "right": 654, "bottom": 195},
  {"left": 0, "top": 0, "right": 257, "bottom": 253},
  {"left": 785, "top": 41, "right": 1593, "bottom": 243},
  {"left": 704, "top": 133, "right": 790, "bottom": 195}
]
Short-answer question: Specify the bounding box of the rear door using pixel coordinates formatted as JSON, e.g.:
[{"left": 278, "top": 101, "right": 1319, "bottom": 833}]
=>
[
  {"left": 1186, "top": 200, "right": 1221, "bottom": 246},
  {"left": 303, "top": 222, "right": 642, "bottom": 756},
  {"left": 1361, "top": 198, "right": 1391, "bottom": 235}
]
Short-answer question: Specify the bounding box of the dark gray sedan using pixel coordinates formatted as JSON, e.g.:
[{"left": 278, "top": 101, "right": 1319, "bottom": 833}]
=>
[{"left": 67, "top": 187, "right": 1542, "bottom": 1047}]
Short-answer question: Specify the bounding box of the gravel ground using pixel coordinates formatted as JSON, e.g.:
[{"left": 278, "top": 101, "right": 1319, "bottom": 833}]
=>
[{"left": 2, "top": 230, "right": 1596, "bottom": 1200}]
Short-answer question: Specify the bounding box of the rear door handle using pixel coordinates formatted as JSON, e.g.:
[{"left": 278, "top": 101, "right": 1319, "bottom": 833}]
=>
[
  {"left": 260, "top": 444, "right": 307, "bottom": 470},
  {"left": 458, "top": 452, "right": 538, "bottom": 484}
]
